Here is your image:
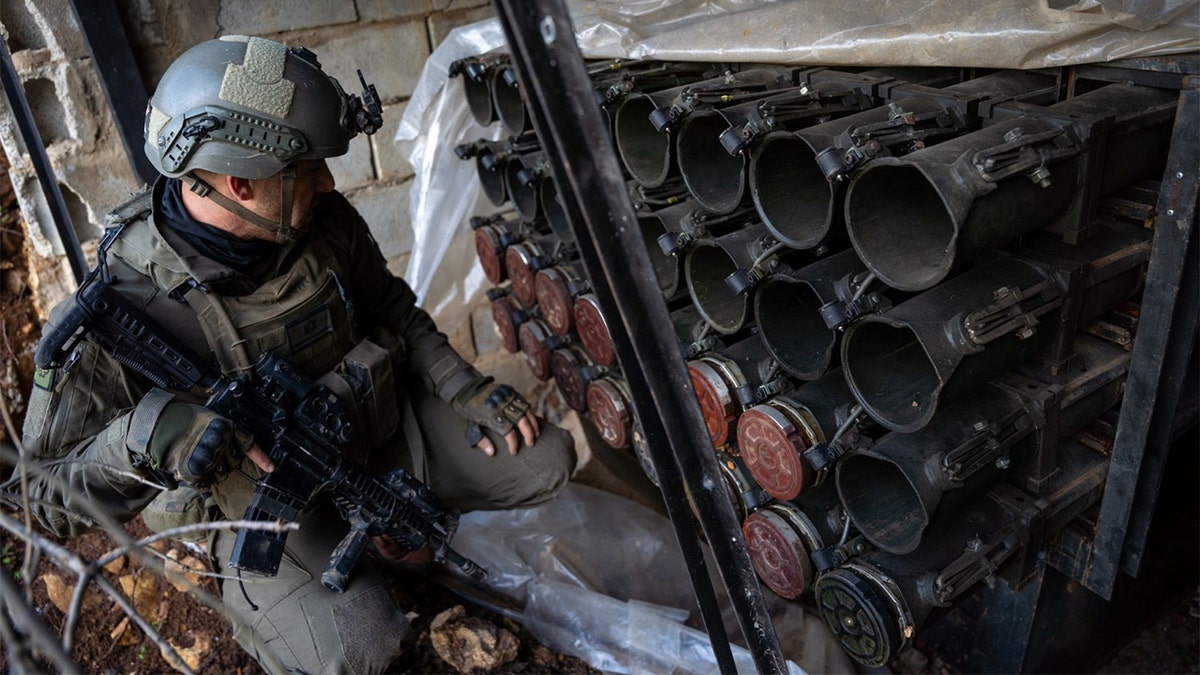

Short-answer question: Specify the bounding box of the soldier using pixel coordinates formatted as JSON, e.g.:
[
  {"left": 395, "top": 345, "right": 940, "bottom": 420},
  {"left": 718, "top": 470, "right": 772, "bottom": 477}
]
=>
[{"left": 21, "top": 35, "right": 575, "bottom": 672}]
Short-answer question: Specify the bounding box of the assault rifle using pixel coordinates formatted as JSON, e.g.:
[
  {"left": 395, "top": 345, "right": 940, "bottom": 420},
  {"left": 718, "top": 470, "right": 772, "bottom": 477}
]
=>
[{"left": 35, "top": 226, "right": 486, "bottom": 591}]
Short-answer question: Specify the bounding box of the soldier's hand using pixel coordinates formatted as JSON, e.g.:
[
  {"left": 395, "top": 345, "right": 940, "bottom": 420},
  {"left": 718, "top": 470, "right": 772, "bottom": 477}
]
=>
[
  {"left": 149, "top": 402, "right": 256, "bottom": 487},
  {"left": 245, "top": 445, "right": 275, "bottom": 473},
  {"left": 371, "top": 535, "right": 434, "bottom": 567},
  {"left": 454, "top": 378, "right": 534, "bottom": 456}
]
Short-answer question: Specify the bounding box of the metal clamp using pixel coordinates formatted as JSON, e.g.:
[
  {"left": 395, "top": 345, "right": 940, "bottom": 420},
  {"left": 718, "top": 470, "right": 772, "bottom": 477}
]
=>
[
  {"left": 972, "top": 125, "right": 1076, "bottom": 185},
  {"left": 962, "top": 280, "right": 1063, "bottom": 345}
]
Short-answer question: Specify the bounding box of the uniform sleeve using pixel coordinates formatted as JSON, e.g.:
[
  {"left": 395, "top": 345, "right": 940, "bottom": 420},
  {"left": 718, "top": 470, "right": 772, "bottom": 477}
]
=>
[
  {"left": 333, "top": 196, "right": 482, "bottom": 402},
  {"left": 19, "top": 311, "right": 163, "bottom": 537}
]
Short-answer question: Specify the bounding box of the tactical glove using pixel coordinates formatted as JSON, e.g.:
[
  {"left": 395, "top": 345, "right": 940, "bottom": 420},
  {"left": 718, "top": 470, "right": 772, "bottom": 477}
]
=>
[
  {"left": 148, "top": 401, "right": 250, "bottom": 488},
  {"left": 452, "top": 377, "right": 531, "bottom": 446}
]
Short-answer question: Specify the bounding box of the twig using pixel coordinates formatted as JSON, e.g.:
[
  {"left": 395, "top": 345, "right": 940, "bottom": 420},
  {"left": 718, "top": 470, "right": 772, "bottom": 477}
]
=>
[
  {"left": 0, "top": 451, "right": 176, "bottom": 492},
  {"left": 0, "top": 378, "right": 36, "bottom": 605},
  {"left": 0, "top": 438, "right": 290, "bottom": 673},
  {"left": 0, "top": 510, "right": 196, "bottom": 671},
  {"left": 95, "top": 519, "right": 299, "bottom": 570},
  {"left": 0, "top": 565, "right": 80, "bottom": 673}
]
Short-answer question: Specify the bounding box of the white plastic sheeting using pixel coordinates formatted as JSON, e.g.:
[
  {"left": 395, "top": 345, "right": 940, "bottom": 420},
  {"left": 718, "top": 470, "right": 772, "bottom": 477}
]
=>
[{"left": 455, "top": 483, "right": 812, "bottom": 674}]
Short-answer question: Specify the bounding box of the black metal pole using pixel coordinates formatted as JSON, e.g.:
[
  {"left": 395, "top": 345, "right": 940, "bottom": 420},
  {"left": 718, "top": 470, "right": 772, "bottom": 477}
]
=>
[
  {"left": 0, "top": 38, "right": 87, "bottom": 283},
  {"left": 68, "top": 0, "right": 157, "bottom": 185},
  {"left": 489, "top": 2, "right": 787, "bottom": 672}
]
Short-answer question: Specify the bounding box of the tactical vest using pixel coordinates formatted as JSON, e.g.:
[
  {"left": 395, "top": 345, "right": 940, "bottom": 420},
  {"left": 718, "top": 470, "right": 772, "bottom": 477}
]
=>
[
  {"left": 102, "top": 187, "right": 404, "bottom": 525},
  {"left": 106, "top": 188, "right": 358, "bottom": 381}
]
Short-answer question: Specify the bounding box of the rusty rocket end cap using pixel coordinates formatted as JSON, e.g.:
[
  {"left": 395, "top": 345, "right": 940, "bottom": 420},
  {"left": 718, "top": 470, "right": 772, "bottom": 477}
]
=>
[
  {"left": 737, "top": 405, "right": 816, "bottom": 501},
  {"left": 505, "top": 244, "right": 539, "bottom": 307},
  {"left": 490, "top": 296, "right": 522, "bottom": 353},
  {"left": 587, "top": 378, "right": 631, "bottom": 449},
  {"left": 575, "top": 294, "right": 617, "bottom": 367},
  {"left": 551, "top": 347, "right": 590, "bottom": 412},
  {"left": 743, "top": 509, "right": 813, "bottom": 599},
  {"left": 518, "top": 320, "right": 553, "bottom": 380},
  {"left": 688, "top": 360, "right": 738, "bottom": 447},
  {"left": 474, "top": 227, "right": 506, "bottom": 284},
  {"left": 536, "top": 268, "right": 574, "bottom": 336}
]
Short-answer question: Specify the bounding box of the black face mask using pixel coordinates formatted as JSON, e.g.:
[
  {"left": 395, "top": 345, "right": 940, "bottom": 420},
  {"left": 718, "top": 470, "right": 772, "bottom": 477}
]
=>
[{"left": 159, "top": 178, "right": 280, "bottom": 272}]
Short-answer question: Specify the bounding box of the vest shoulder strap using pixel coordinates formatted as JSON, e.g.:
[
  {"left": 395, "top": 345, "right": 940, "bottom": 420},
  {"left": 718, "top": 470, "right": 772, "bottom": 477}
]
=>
[{"left": 104, "top": 186, "right": 154, "bottom": 227}]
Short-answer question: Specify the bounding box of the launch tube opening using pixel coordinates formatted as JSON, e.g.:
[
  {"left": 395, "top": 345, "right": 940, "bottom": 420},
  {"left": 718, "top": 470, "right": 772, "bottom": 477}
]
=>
[
  {"left": 686, "top": 242, "right": 748, "bottom": 335},
  {"left": 846, "top": 164, "right": 956, "bottom": 291},
  {"left": 678, "top": 111, "right": 746, "bottom": 214},
  {"left": 539, "top": 180, "right": 573, "bottom": 244},
  {"left": 750, "top": 133, "right": 835, "bottom": 249},
  {"left": 637, "top": 213, "right": 680, "bottom": 297},
  {"left": 463, "top": 75, "right": 495, "bottom": 127},
  {"left": 507, "top": 160, "right": 538, "bottom": 220},
  {"left": 843, "top": 319, "right": 939, "bottom": 431},
  {"left": 478, "top": 154, "right": 506, "bottom": 206},
  {"left": 615, "top": 95, "right": 672, "bottom": 187},
  {"left": 756, "top": 277, "right": 836, "bottom": 380},
  {"left": 492, "top": 68, "right": 527, "bottom": 135},
  {"left": 837, "top": 453, "right": 928, "bottom": 554}
]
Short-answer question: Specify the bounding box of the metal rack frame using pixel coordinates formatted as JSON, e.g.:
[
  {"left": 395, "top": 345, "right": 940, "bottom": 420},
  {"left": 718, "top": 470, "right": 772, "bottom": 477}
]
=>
[{"left": 491, "top": 1, "right": 1198, "bottom": 670}]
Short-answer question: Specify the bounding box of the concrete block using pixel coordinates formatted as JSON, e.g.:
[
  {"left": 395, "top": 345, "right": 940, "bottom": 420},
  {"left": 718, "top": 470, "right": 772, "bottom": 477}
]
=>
[
  {"left": 116, "top": 0, "right": 220, "bottom": 86},
  {"left": 309, "top": 20, "right": 429, "bottom": 103},
  {"left": 373, "top": 101, "right": 413, "bottom": 182},
  {"left": 1, "top": 0, "right": 48, "bottom": 52},
  {"left": 327, "top": 131, "right": 375, "bottom": 192},
  {"left": 7, "top": 170, "right": 61, "bottom": 259},
  {"left": 470, "top": 293, "right": 503, "bottom": 356},
  {"left": 1, "top": 0, "right": 87, "bottom": 61},
  {"left": 217, "top": 0, "right": 356, "bottom": 36},
  {"left": 356, "top": 1, "right": 435, "bottom": 23},
  {"left": 474, "top": 348, "right": 546, "bottom": 413},
  {"left": 33, "top": 0, "right": 87, "bottom": 61},
  {"left": 445, "top": 304, "right": 477, "bottom": 363},
  {"left": 434, "top": 0, "right": 492, "bottom": 11},
  {"left": 427, "top": 4, "right": 495, "bottom": 48},
  {"left": 346, "top": 180, "right": 414, "bottom": 259},
  {"left": 354, "top": 0, "right": 489, "bottom": 23},
  {"left": 1, "top": 60, "right": 98, "bottom": 161},
  {"left": 385, "top": 250, "right": 410, "bottom": 278},
  {"left": 58, "top": 149, "right": 141, "bottom": 237}
]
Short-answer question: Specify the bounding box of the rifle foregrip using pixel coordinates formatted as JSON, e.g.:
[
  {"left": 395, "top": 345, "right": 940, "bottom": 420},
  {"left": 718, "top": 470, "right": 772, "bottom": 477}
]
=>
[{"left": 322, "top": 522, "right": 371, "bottom": 593}]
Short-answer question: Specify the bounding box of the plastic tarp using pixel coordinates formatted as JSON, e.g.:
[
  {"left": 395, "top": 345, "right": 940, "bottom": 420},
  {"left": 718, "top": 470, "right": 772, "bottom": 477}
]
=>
[
  {"left": 395, "top": 0, "right": 1198, "bottom": 310},
  {"left": 454, "top": 483, "right": 811, "bottom": 674}
]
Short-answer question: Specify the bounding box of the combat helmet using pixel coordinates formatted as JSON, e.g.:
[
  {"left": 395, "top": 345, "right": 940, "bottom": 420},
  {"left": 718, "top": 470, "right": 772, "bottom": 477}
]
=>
[{"left": 144, "top": 35, "right": 382, "bottom": 242}]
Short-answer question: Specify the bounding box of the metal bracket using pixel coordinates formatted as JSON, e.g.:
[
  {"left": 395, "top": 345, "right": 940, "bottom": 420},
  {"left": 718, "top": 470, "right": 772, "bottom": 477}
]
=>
[{"left": 963, "top": 280, "right": 1062, "bottom": 346}]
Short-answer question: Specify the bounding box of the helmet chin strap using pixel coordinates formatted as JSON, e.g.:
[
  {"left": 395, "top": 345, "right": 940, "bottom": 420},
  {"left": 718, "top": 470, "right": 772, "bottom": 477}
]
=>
[{"left": 182, "top": 167, "right": 297, "bottom": 244}]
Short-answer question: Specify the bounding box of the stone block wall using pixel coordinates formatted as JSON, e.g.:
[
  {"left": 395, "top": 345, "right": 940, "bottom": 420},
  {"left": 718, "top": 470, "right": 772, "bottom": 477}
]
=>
[{"left": 0, "top": 0, "right": 495, "bottom": 312}]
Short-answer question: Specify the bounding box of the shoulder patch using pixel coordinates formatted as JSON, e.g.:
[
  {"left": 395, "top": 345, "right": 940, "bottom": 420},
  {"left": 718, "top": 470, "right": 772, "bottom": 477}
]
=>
[{"left": 33, "top": 367, "right": 55, "bottom": 391}]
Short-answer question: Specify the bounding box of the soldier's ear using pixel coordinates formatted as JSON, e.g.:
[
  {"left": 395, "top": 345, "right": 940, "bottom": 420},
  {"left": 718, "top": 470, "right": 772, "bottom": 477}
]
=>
[{"left": 228, "top": 175, "right": 255, "bottom": 201}]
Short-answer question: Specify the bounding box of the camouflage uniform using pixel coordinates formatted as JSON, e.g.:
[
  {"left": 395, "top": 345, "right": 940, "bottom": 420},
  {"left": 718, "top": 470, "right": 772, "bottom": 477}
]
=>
[{"left": 21, "top": 178, "right": 576, "bottom": 672}]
